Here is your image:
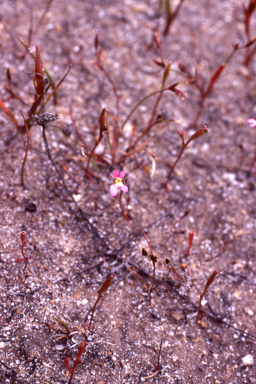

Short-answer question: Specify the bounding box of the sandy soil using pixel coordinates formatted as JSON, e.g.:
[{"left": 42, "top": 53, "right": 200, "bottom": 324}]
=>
[{"left": 0, "top": 0, "right": 256, "bottom": 383}]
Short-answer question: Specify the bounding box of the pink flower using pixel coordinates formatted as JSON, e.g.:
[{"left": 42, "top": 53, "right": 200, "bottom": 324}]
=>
[
  {"left": 247, "top": 118, "right": 256, "bottom": 127},
  {"left": 110, "top": 170, "right": 128, "bottom": 196}
]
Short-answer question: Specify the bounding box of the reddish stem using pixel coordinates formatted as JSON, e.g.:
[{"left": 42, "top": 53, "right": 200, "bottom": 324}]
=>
[
  {"left": 184, "top": 231, "right": 194, "bottom": 257},
  {"left": 20, "top": 111, "right": 30, "bottom": 186}
]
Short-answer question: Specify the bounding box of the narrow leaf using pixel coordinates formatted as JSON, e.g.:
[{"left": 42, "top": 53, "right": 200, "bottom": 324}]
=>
[
  {"left": 33, "top": 46, "right": 45, "bottom": 95},
  {"left": 187, "top": 125, "right": 209, "bottom": 145},
  {"left": 0, "top": 100, "right": 19, "bottom": 129},
  {"left": 162, "top": 62, "right": 171, "bottom": 87},
  {"left": 204, "top": 63, "right": 225, "bottom": 98},
  {"left": 197, "top": 270, "right": 225, "bottom": 322},
  {"left": 98, "top": 274, "right": 115, "bottom": 296}
]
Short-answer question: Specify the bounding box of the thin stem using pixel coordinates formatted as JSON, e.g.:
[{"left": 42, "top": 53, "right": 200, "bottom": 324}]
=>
[
  {"left": 147, "top": 88, "right": 164, "bottom": 128},
  {"left": 33, "top": 0, "right": 55, "bottom": 37},
  {"left": 88, "top": 297, "right": 100, "bottom": 331},
  {"left": 69, "top": 105, "right": 90, "bottom": 150},
  {"left": 167, "top": 142, "right": 185, "bottom": 179},
  {"left": 121, "top": 89, "right": 168, "bottom": 131},
  {"left": 107, "top": 134, "right": 113, "bottom": 163},
  {"left": 20, "top": 111, "right": 30, "bottom": 186},
  {"left": 95, "top": 51, "right": 119, "bottom": 161},
  {"left": 96, "top": 61, "right": 119, "bottom": 122},
  {"left": 44, "top": 64, "right": 72, "bottom": 107},
  {"left": 116, "top": 121, "right": 168, "bottom": 164},
  {"left": 150, "top": 261, "right": 156, "bottom": 292},
  {"left": 86, "top": 141, "right": 99, "bottom": 172}
]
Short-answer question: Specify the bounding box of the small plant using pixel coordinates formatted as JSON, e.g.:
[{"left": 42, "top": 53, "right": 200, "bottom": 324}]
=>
[
  {"left": 143, "top": 339, "right": 163, "bottom": 379},
  {"left": 64, "top": 341, "right": 86, "bottom": 384},
  {"left": 15, "top": 231, "right": 33, "bottom": 282},
  {"left": 165, "top": 258, "right": 183, "bottom": 282},
  {"left": 86, "top": 108, "right": 109, "bottom": 172},
  {"left": 197, "top": 270, "right": 225, "bottom": 323},
  {"left": 88, "top": 274, "right": 115, "bottom": 331},
  {"left": 166, "top": 125, "right": 209, "bottom": 181},
  {"left": 56, "top": 318, "right": 72, "bottom": 336},
  {"left": 141, "top": 230, "right": 158, "bottom": 294},
  {"left": 127, "top": 230, "right": 160, "bottom": 305},
  {"left": 184, "top": 231, "right": 194, "bottom": 257},
  {"left": 15, "top": 232, "right": 29, "bottom": 269}
]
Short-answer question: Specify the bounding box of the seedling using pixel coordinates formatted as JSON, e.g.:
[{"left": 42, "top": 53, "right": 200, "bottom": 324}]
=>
[
  {"left": 0, "top": 44, "right": 70, "bottom": 132},
  {"left": 64, "top": 341, "right": 86, "bottom": 384},
  {"left": 167, "top": 125, "right": 209, "bottom": 180},
  {"left": 127, "top": 230, "right": 167, "bottom": 304},
  {"left": 197, "top": 270, "right": 225, "bottom": 323},
  {"left": 88, "top": 274, "right": 115, "bottom": 331},
  {"left": 15, "top": 232, "right": 32, "bottom": 274},
  {"left": 165, "top": 258, "right": 183, "bottom": 282},
  {"left": 127, "top": 231, "right": 170, "bottom": 303},
  {"left": 141, "top": 230, "right": 157, "bottom": 294},
  {"left": 143, "top": 339, "right": 162, "bottom": 379},
  {"left": 57, "top": 318, "right": 72, "bottom": 335},
  {"left": 184, "top": 231, "right": 194, "bottom": 257}
]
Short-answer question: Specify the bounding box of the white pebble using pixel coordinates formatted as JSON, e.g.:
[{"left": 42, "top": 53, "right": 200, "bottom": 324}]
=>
[
  {"left": 241, "top": 355, "right": 254, "bottom": 366},
  {"left": 172, "top": 354, "right": 179, "bottom": 362},
  {"left": 55, "top": 345, "right": 65, "bottom": 351}
]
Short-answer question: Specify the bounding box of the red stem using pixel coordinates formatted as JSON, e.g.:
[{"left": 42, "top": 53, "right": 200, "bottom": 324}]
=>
[{"left": 20, "top": 111, "right": 30, "bottom": 186}]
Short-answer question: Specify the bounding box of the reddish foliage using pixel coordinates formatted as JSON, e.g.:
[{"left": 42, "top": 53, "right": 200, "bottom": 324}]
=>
[
  {"left": 65, "top": 341, "right": 86, "bottom": 384},
  {"left": 197, "top": 270, "right": 225, "bottom": 322},
  {"left": 33, "top": 45, "right": 45, "bottom": 95},
  {"left": 184, "top": 231, "right": 194, "bottom": 257}
]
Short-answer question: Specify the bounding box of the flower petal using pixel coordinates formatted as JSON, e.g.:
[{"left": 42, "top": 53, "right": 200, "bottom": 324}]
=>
[
  {"left": 110, "top": 184, "right": 118, "bottom": 196},
  {"left": 112, "top": 170, "right": 119, "bottom": 179},
  {"left": 120, "top": 170, "right": 125, "bottom": 179},
  {"left": 120, "top": 183, "right": 128, "bottom": 193},
  {"left": 247, "top": 119, "right": 256, "bottom": 127}
]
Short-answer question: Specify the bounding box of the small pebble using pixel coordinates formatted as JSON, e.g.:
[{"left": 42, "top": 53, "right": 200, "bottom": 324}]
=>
[
  {"left": 244, "top": 308, "right": 254, "bottom": 317},
  {"left": 241, "top": 355, "right": 254, "bottom": 366},
  {"left": 172, "top": 354, "right": 179, "bottom": 362},
  {"left": 55, "top": 345, "right": 65, "bottom": 351},
  {"left": 170, "top": 310, "right": 185, "bottom": 321}
]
